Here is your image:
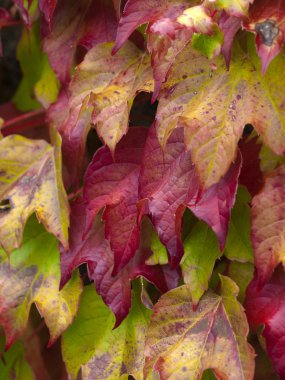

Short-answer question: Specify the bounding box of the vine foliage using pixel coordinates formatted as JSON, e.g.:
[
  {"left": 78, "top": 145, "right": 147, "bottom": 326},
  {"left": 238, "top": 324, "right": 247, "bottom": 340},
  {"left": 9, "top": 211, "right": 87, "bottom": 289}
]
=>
[{"left": 0, "top": 0, "right": 285, "bottom": 378}]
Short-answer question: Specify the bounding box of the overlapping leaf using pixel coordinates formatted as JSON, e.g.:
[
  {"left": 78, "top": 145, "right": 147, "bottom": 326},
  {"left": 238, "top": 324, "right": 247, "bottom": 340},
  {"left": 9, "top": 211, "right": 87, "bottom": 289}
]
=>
[
  {"left": 144, "top": 276, "right": 255, "bottom": 379},
  {"left": 156, "top": 38, "right": 285, "bottom": 188},
  {"left": 114, "top": 0, "right": 214, "bottom": 98},
  {"left": 63, "top": 284, "right": 151, "bottom": 380},
  {"left": 42, "top": 0, "right": 117, "bottom": 83},
  {"left": 251, "top": 164, "right": 285, "bottom": 283},
  {"left": 224, "top": 186, "right": 254, "bottom": 262},
  {"left": 246, "top": 268, "right": 285, "bottom": 379},
  {"left": 50, "top": 42, "right": 153, "bottom": 183},
  {"left": 205, "top": 0, "right": 254, "bottom": 16},
  {"left": 0, "top": 129, "right": 69, "bottom": 253},
  {"left": 181, "top": 221, "right": 221, "bottom": 305},
  {"left": 139, "top": 124, "right": 241, "bottom": 266},
  {"left": 0, "top": 216, "right": 82, "bottom": 348},
  {"left": 243, "top": 0, "right": 285, "bottom": 73},
  {"left": 83, "top": 127, "right": 147, "bottom": 273},
  {"left": 60, "top": 197, "right": 179, "bottom": 326}
]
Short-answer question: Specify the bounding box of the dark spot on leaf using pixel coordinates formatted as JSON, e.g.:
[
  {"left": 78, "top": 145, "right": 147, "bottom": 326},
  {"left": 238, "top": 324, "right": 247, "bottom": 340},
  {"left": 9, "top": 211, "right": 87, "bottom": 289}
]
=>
[
  {"left": 182, "top": 74, "right": 187, "bottom": 79},
  {"left": 0, "top": 198, "right": 12, "bottom": 212},
  {"left": 255, "top": 20, "right": 279, "bottom": 46},
  {"left": 182, "top": 366, "right": 187, "bottom": 372},
  {"left": 62, "top": 302, "right": 68, "bottom": 312}
]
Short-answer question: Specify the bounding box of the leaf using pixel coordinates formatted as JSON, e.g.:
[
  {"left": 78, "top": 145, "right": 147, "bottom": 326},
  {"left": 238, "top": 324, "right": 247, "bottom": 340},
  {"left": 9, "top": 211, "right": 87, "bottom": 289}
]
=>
[
  {"left": 238, "top": 135, "right": 263, "bottom": 197},
  {"left": 251, "top": 164, "right": 285, "bottom": 283},
  {"left": 144, "top": 276, "right": 255, "bottom": 379},
  {"left": 62, "top": 284, "right": 151, "bottom": 380},
  {"left": 246, "top": 268, "right": 285, "bottom": 379},
  {"left": 0, "top": 130, "right": 69, "bottom": 253},
  {"left": 226, "top": 261, "right": 254, "bottom": 303},
  {"left": 191, "top": 25, "right": 224, "bottom": 59},
  {"left": 42, "top": 0, "right": 117, "bottom": 84},
  {"left": 219, "top": 11, "right": 241, "bottom": 67},
  {"left": 205, "top": 0, "right": 253, "bottom": 16},
  {"left": 57, "top": 42, "right": 153, "bottom": 183},
  {"left": 243, "top": 0, "right": 285, "bottom": 73},
  {"left": 181, "top": 221, "right": 221, "bottom": 305},
  {"left": 224, "top": 186, "right": 254, "bottom": 263},
  {"left": 13, "top": 22, "right": 59, "bottom": 111},
  {"left": 259, "top": 144, "right": 285, "bottom": 173},
  {"left": 0, "top": 216, "right": 82, "bottom": 348},
  {"left": 84, "top": 127, "right": 147, "bottom": 273},
  {"left": 0, "top": 338, "right": 35, "bottom": 380},
  {"left": 38, "top": 0, "right": 57, "bottom": 30},
  {"left": 114, "top": 0, "right": 213, "bottom": 99},
  {"left": 156, "top": 38, "right": 285, "bottom": 188},
  {"left": 60, "top": 198, "right": 179, "bottom": 326},
  {"left": 146, "top": 230, "right": 168, "bottom": 266},
  {"left": 139, "top": 124, "right": 240, "bottom": 266}
]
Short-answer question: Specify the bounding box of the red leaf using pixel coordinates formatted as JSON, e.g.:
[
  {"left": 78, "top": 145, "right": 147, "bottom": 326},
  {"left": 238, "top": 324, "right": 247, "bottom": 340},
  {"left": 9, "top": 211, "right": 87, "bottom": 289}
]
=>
[
  {"left": 219, "top": 11, "right": 242, "bottom": 68},
  {"left": 113, "top": 0, "right": 165, "bottom": 53},
  {"left": 114, "top": 0, "right": 213, "bottom": 99},
  {"left": 39, "top": 0, "right": 57, "bottom": 30},
  {"left": 243, "top": 0, "right": 285, "bottom": 73},
  {"left": 246, "top": 268, "right": 285, "bottom": 379},
  {"left": 43, "top": 0, "right": 117, "bottom": 83},
  {"left": 188, "top": 151, "right": 242, "bottom": 251},
  {"left": 238, "top": 135, "right": 264, "bottom": 196},
  {"left": 139, "top": 124, "right": 241, "bottom": 266},
  {"left": 60, "top": 198, "right": 179, "bottom": 326},
  {"left": 83, "top": 127, "right": 148, "bottom": 273},
  {"left": 251, "top": 165, "right": 285, "bottom": 283}
]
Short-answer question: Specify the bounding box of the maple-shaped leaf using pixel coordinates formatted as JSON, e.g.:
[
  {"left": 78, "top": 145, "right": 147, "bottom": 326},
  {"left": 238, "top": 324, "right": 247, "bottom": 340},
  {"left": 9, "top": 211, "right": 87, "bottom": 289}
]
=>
[
  {"left": 204, "top": 0, "right": 253, "bottom": 16},
  {"left": 60, "top": 198, "right": 179, "bottom": 326},
  {"left": 0, "top": 129, "right": 69, "bottom": 253},
  {"left": 251, "top": 164, "right": 285, "bottom": 283},
  {"left": 55, "top": 42, "right": 153, "bottom": 183},
  {"left": 114, "top": 0, "right": 213, "bottom": 99},
  {"left": 144, "top": 276, "right": 255, "bottom": 379},
  {"left": 246, "top": 268, "right": 285, "bottom": 379},
  {"left": 0, "top": 216, "right": 82, "bottom": 348},
  {"left": 42, "top": 0, "right": 117, "bottom": 84},
  {"left": 83, "top": 127, "right": 147, "bottom": 273},
  {"left": 138, "top": 124, "right": 240, "bottom": 267},
  {"left": 181, "top": 221, "right": 221, "bottom": 306},
  {"left": 243, "top": 0, "right": 285, "bottom": 73},
  {"left": 62, "top": 284, "right": 151, "bottom": 380},
  {"left": 156, "top": 39, "right": 285, "bottom": 188}
]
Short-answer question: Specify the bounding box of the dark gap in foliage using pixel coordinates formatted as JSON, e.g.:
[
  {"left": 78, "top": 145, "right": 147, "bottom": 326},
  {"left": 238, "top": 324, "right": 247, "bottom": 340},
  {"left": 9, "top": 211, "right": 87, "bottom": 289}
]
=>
[
  {"left": 129, "top": 92, "right": 158, "bottom": 127},
  {"left": 242, "top": 123, "right": 254, "bottom": 137}
]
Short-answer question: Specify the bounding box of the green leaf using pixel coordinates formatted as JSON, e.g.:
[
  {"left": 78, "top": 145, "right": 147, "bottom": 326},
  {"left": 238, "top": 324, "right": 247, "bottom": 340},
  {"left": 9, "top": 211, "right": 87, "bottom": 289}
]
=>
[
  {"left": 62, "top": 284, "right": 151, "bottom": 380},
  {"left": 224, "top": 186, "right": 254, "bottom": 263},
  {"left": 181, "top": 221, "right": 221, "bottom": 305},
  {"left": 192, "top": 26, "right": 224, "bottom": 59},
  {"left": 0, "top": 338, "right": 35, "bottom": 380},
  {"left": 259, "top": 144, "right": 285, "bottom": 172},
  {"left": 13, "top": 22, "right": 59, "bottom": 111},
  {"left": 146, "top": 230, "right": 168, "bottom": 266},
  {"left": 144, "top": 276, "right": 255, "bottom": 379},
  {"left": 0, "top": 216, "right": 82, "bottom": 347}
]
